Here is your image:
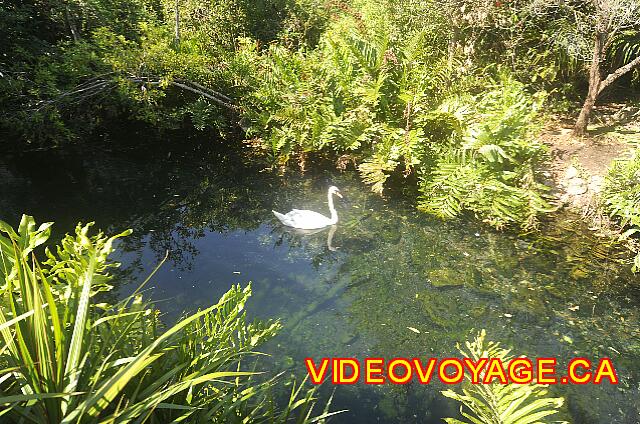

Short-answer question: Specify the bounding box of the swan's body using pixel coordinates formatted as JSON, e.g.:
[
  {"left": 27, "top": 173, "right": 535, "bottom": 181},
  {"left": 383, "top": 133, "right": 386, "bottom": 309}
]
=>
[{"left": 273, "top": 186, "right": 343, "bottom": 230}]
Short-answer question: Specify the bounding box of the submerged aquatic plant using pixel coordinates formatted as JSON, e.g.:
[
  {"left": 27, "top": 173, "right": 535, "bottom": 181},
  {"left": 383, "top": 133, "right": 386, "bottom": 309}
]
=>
[
  {"left": 442, "top": 330, "right": 566, "bottom": 424},
  {"left": 0, "top": 215, "right": 336, "bottom": 423}
]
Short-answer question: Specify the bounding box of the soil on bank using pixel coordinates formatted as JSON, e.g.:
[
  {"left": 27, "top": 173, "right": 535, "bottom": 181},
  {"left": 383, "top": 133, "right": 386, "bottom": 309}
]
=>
[{"left": 541, "top": 103, "right": 639, "bottom": 217}]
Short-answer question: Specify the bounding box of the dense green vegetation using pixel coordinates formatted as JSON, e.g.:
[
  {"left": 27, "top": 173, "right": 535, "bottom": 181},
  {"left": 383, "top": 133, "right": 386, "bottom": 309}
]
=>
[
  {"left": 2, "top": 0, "right": 639, "bottom": 233},
  {"left": 1, "top": 1, "right": 639, "bottom": 422},
  {"left": 0, "top": 215, "right": 335, "bottom": 422},
  {"left": 602, "top": 151, "right": 640, "bottom": 271}
]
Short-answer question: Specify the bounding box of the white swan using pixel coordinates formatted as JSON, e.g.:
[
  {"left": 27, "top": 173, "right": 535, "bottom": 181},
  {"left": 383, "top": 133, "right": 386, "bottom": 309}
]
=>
[{"left": 272, "top": 186, "right": 343, "bottom": 230}]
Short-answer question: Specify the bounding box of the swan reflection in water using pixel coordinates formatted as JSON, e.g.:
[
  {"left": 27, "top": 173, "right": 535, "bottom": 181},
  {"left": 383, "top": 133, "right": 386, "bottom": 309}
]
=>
[{"left": 281, "top": 224, "right": 339, "bottom": 251}]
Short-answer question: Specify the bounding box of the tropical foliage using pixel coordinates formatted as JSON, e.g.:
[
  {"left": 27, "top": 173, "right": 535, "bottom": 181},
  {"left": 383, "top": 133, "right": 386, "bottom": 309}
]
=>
[
  {"left": 0, "top": 215, "right": 334, "bottom": 423},
  {"left": 0, "top": 0, "right": 639, "bottom": 226},
  {"left": 442, "top": 330, "right": 566, "bottom": 424},
  {"left": 237, "top": 6, "right": 553, "bottom": 228},
  {"left": 602, "top": 150, "right": 640, "bottom": 271}
]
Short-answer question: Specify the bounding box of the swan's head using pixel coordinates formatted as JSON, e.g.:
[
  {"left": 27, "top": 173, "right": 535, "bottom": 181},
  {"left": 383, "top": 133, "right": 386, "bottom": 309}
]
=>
[{"left": 329, "top": 186, "right": 343, "bottom": 198}]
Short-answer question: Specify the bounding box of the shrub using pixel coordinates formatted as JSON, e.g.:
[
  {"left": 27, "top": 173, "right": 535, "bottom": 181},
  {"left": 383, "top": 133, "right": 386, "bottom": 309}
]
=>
[
  {"left": 417, "top": 76, "right": 553, "bottom": 229},
  {"left": 602, "top": 150, "right": 640, "bottom": 272}
]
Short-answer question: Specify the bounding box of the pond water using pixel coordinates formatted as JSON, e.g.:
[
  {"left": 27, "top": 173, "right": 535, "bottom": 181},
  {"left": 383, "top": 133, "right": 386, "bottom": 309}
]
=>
[{"left": 1, "top": 140, "right": 639, "bottom": 423}]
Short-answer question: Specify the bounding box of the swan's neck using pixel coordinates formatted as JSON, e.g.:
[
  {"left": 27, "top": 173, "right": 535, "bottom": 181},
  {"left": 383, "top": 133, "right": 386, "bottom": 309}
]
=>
[{"left": 327, "top": 191, "right": 338, "bottom": 224}]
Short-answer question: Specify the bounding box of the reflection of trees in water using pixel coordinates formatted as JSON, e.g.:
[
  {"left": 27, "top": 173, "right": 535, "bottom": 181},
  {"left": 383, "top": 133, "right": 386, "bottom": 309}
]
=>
[
  {"left": 115, "top": 155, "right": 362, "bottom": 270},
  {"left": 1, "top": 140, "right": 359, "bottom": 279},
  {"left": 110, "top": 150, "right": 280, "bottom": 270},
  {"left": 0, "top": 142, "right": 285, "bottom": 268}
]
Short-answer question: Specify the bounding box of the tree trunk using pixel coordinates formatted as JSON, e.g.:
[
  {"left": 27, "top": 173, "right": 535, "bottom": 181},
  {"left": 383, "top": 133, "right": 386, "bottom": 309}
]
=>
[
  {"left": 174, "top": 0, "right": 180, "bottom": 47},
  {"left": 573, "top": 31, "right": 640, "bottom": 137},
  {"left": 65, "top": 6, "right": 80, "bottom": 42},
  {"left": 573, "top": 31, "right": 607, "bottom": 137},
  {"left": 573, "top": 77, "right": 599, "bottom": 137},
  {"left": 573, "top": 32, "right": 607, "bottom": 137}
]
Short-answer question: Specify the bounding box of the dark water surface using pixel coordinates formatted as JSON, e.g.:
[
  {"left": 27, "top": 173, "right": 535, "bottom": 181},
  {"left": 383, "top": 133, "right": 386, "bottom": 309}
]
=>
[{"left": 1, "top": 142, "right": 639, "bottom": 423}]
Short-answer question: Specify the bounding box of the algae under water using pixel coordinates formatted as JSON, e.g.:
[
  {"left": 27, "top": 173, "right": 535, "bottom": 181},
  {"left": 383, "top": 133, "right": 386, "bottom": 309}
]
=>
[{"left": 0, "top": 142, "right": 638, "bottom": 423}]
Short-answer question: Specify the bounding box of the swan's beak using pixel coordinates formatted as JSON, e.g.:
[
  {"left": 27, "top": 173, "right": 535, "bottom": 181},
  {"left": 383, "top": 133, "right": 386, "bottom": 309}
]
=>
[{"left": 336, "top": 191, "right": 343, "bottom": 199}]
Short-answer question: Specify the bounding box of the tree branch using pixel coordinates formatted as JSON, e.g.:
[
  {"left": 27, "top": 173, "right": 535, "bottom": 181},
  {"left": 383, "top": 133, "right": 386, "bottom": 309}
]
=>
[
  {"left": 174, "top": 78, "right": 234, "bottom": 103},
  {"left": 32, "top": 81, "right": 116, "bottom": 112},
  {"left": 599, "top": 54, "right": 640, "bottom": 94},
  {"left": 29, "top": 75, "right": 238, "bottom": 117},
  {"left": 168, "top": 81, "right": 237, "bottom": 111}
]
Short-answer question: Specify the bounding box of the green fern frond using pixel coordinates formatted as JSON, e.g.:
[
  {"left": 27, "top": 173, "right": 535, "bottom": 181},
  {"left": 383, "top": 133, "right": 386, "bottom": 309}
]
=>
[
  {"left": 359, "top": 156, "right": 397, "bottom": 194},
  {"left": 442, "top": 330, "right": 567, "bottom": 424},
  {"left": 608, "top": 30, "right": 640, "bottom": 73},
  {"left": 602, "top": 150, "right": 640, "bottom": 272}
]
